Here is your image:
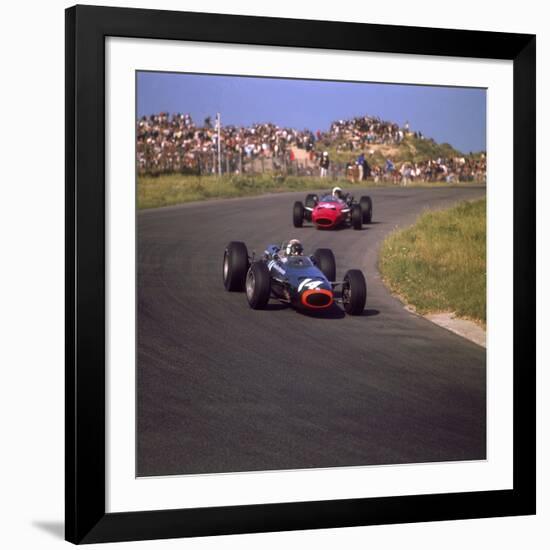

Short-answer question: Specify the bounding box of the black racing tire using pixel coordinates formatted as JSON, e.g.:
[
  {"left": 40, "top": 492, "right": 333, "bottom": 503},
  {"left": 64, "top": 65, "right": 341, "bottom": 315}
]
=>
[
  {"left": 360, "top": 195, "right": 373, "bottom": 224},
  {"left": 351, "top": 204, "right": 363, "bottom": 230},
  {"left": 305, "top": 193, "right": 318, "bottom": 208},
  {"left": 312, "top": 248, "right": 336, "bottom": 282},
  {"left": 304, "top": 194, "right": 318, "bottom": 221},
  {"left": 245, "top": 261, "right": 271, "bottom": 310},
  {"left": 293, "top": 201, "right": 305, "bottom": 228},
  {"left": 342, "top": 269, "right": 367, "bottom": 315},
  {"left": 223, "top": 241, "right": 249, "bottom": 291}
]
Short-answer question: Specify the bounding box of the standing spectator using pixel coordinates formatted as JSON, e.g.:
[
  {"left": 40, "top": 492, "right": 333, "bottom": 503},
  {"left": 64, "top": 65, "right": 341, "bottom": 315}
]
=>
[
  {"left": 320, "top": 151, "right": 330, "bottom": 178},
  {"left": 357, "top": 151, "right": 371, "bottom": 181},
  {"left": 356, "top": 152, "right": 365, "bottom": 181},
  {"left": 362, "top": 157, "right": 371, "bottom": 180},
  {"left": 400, "top": 162, "right": 412, "bottom": 186}
]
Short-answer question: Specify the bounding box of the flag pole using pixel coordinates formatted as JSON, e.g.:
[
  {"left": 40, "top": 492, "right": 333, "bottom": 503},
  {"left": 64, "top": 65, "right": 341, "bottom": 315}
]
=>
[{"left": 216, "top": 112, "right": 222, "bottom": 176}]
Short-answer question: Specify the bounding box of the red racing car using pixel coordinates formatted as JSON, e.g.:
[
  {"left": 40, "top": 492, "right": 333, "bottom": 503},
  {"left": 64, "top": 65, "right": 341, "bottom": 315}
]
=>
[{"left": 293, "top": 187, "right": 373, "bottom": 230}]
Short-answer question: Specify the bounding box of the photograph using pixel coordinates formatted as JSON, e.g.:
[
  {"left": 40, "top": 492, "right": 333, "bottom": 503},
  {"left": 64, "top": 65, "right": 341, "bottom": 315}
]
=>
[
  {"left": 136, "top": 72, "right": 488, "bottom": 477},
  {"left": 0, "top": 0, "right": 542, "bottom": 547}
]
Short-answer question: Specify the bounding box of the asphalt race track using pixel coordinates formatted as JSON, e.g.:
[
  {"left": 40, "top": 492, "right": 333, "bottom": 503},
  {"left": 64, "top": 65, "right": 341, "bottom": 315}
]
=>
[{"left": 137, "top": 186, "right": 487, "bottom": 476}]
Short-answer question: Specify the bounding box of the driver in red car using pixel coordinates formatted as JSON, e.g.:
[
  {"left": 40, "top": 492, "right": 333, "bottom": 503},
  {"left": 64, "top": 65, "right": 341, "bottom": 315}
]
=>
[
  {"left": 332, "top": 186, "right": 344, "bottom": 200},
  {"left": 332, "top": 186, "right": 352, "bottom": 204}
]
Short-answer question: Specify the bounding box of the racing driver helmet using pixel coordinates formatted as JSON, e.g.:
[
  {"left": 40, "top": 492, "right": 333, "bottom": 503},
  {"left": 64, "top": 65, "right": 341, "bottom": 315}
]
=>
[
  {"left": 332, "top": 186, "right": 343, "bottom": 199},
  {"left": 286, "top": 239, "right": 304, "bottom": 256}
]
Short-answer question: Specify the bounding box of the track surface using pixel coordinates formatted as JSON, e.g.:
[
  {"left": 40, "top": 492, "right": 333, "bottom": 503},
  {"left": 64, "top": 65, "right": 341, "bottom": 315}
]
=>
[{"left": 137, "top": 186, "right": 487, "bottom": 476}]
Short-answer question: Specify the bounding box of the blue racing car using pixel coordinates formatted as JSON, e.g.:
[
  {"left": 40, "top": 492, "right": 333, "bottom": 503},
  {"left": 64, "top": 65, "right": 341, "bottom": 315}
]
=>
[{"left": 222, "top": 239, "right": 366, "bottom": 315}]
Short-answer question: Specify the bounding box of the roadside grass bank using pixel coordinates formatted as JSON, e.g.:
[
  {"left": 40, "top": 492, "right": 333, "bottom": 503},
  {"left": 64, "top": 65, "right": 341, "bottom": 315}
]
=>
[
  {"left": 325, "top": 135, "right": 466, "bottom": 165},
  {"left": 137, "top": 173, "right": 485, "bottom": 209},
  {"left": 379, "top": 198, "right": 486, "bottom": 326}
]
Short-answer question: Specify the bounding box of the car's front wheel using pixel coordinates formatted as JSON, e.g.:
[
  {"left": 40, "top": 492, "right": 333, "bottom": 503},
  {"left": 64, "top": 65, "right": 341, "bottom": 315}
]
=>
[
  {"left": 293, "top": 201, "right": 305, "bottom": 227},
  {"left": 223, "top": 241, "right": 249, "bottom": 291},
  {"left": 246, "top": 261, "right": 271, "bottom": 309},
  {"left": 342, "top": 269, "right": 366, "bottom": 315}
]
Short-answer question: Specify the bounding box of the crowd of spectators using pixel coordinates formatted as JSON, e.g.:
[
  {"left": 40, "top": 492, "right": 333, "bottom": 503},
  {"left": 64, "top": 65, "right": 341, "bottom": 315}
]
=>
[
  {"left": 328, "top": 115, "right": 408, "bottom": 151},
  {"left": 136, "top": 112, "right": 317, "bottom": 174},
  {"left": 362, "top": 155, "right": 486, "bottom": 184},
  {"left": 136, "top": 112, "right": 486, "bottom": 184}
]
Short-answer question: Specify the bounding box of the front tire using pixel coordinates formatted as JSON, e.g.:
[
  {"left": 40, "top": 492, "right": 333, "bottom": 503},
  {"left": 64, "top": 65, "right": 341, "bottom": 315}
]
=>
[
  {"left": 360, "top": 196, "right": 373, "bottom": 224},
  {"left": 293, "top": 201, "right": 305, "bottom": 228},
  {"left": 342, "top": 269, "right": 367, "bottom": 315},
  {"left": 246, "top": 262, "right": 271, "bottom": 309},
  {"left": 223, "top": 241, "right": 249, "bottom": 291},
  {"left": 312, "top": 248, "right": 336, "bottom": 282},
  {"left": 351, "top": 204, "right": 362, "bottom": 230}
]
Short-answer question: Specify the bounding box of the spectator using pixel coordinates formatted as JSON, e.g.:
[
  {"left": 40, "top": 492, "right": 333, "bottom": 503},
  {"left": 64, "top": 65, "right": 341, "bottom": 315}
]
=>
[
  {"left": 356, "top": 152, "right": 365, "bottom": 181},
  {"left": 320, "top": 151, "right": 330, "bottom": 178}
]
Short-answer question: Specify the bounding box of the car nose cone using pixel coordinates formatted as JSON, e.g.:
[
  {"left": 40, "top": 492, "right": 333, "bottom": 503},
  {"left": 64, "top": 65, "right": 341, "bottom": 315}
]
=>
[{"left": 300, "top": 288, "right": 333, "bottom": 308}]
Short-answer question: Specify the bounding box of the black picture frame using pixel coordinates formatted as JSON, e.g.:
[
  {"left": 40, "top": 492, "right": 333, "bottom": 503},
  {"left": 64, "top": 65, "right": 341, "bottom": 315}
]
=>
[{"left": 65, "top": 4, "right": 536, "bottom": 544}]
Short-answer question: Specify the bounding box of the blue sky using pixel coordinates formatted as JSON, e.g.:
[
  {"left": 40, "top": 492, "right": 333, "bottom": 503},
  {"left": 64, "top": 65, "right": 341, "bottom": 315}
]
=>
[{"left": 137, "top": 72, "right": 486, "bottom": 153}]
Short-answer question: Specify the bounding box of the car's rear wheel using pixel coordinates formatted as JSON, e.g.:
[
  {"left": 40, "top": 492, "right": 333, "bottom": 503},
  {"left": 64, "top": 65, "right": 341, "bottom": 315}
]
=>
[
  {"left": 305, "top": 193, "right": 318, "bottom": 207},
  {"left": 304, "top": 193, "right": 318, "bottom": 221},
  {"left": 223, "top": 241, "right": 249, "bottom": 291},
  {"left": 342, "top": 269, "right": 367, "bottom": 315},
  {"left": 360, "top": 196, "right": 373, "bottom": 224},
  {"left": 293, "top": 201, "right": 305, "bottom": 227},
  {"left": 312, "top": 248, "right": 336, "bottom": 282},
  {"left": 246, "top": 262, "right": 271, "bottom": 309},
  {"left": 351, "top": 204, "right": 362, "bottom": 230}
]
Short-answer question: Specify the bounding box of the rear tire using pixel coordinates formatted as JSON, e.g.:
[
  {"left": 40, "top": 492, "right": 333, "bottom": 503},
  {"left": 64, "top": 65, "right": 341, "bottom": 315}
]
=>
[
  {"left": 246, "top": 262, "right": 271, "bottom": 309},
  {"left": 351, "top": 204, "right": 362, "bottom": 230},
  {"left": 304, "top": 194, "right": 318, "bottom": 221},
  {"left": 293, "top": 201, "right": 304, "bottom": 228},
  {"left": 312, "top": 248, "right": 336, "bottom": 282},
  {"left": 305, "top": 193, "right": 318, "bottom": 207},
  {"left": 223, "top": 241, "right": 249, "bottom": 291},
  {"left": 342, "top": 269, "right": 367, "bottom": 315},
  {"left": 360, "top": 196, "right": 373, "bottom": 224}
]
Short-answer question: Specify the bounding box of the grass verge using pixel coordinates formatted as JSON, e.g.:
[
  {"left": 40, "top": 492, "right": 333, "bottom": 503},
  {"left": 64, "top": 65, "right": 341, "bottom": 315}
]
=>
[
  {"left": 379, "top": 198, "right": 486, "bottom": 325},
  {"left": 137, "top": 173, "right": 484, "bottom": 209}
]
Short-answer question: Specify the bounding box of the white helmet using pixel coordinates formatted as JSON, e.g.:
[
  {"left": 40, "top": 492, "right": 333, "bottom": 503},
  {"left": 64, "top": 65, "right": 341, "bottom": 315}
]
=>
[
  {"left": 332, "top": 186, "right": 343, "bottom": 199},
  {"left": 285, "top": 239, "right": 304, "bottom": 256}
]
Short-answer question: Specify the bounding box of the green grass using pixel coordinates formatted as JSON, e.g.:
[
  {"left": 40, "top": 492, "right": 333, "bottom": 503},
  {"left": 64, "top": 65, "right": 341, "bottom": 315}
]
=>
[
  {"left": 137, "top": 173, "right": 484, "bottom": 209},
  {"left": 398, "top": 136, "right": 463, "bottom": 163},
  {"left": 379, "top": 198, "right": 486, "bottom": 324},
  {"left": 324, "top": 135, "right": 466, "bottom": 166},
  {"left": 138, "top": 174, "right": 339, "bottom": 209}
]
